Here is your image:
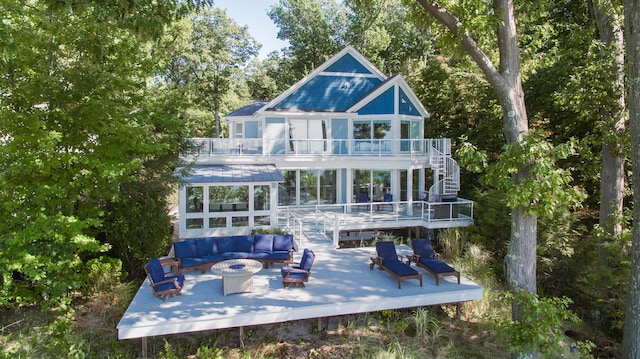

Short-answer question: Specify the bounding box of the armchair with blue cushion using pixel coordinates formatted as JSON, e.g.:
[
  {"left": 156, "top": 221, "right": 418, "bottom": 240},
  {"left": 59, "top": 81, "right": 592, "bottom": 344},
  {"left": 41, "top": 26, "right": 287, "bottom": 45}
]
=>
[
  {"left": 406, "top": 238, "right": 460, "bottom": 286},
  {"left": 369, "top": 241, "right": 422, "bottom": 289},
  {"left": 281, "top": 249, "right": 315, "bottom": 288},
  {"left": 144, "top": 258, "right": 186, "bottom": 301}
]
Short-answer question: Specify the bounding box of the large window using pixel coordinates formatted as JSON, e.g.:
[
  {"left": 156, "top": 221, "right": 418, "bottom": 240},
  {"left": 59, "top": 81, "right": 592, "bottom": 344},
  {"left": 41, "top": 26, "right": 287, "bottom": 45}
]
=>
[
  {"left": 278, "top": 170, "right": 297, "bottom": 206},
  {"left": 186, "top": 186, "right": 203, "bottom": 213},
  {"left": 353, "top": 169, "right": 390, "bottom": 202},
  {"left": 289, "top": 118, "right": 327, "bottom": 154},
  {"left": 209, "top": 185, "right": 248, "bottom": 212},
  {"left": 319, "top": 170, "right": 336, "bottom": 204},
  {"left": 353, "top": 119, "right": 391, "bottom": 153},
  {"left": 300, "top": 170, "right": 318, "bottom": 204},
  {"left": 254, "top": 185, "right": 270, "bottom": 210}
]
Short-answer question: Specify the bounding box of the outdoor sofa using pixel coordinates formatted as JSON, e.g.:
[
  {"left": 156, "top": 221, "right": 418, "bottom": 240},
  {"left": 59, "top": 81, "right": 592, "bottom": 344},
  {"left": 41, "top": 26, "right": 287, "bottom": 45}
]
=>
[{"left": 173, "top": 234, "right": 295, "bottom": 273}]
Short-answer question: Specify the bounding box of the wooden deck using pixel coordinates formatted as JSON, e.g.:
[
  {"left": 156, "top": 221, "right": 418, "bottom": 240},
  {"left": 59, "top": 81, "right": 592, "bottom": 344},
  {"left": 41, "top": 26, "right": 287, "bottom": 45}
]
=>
[{"left": 117, "top": 230, "right": 484, "bottom": 355}]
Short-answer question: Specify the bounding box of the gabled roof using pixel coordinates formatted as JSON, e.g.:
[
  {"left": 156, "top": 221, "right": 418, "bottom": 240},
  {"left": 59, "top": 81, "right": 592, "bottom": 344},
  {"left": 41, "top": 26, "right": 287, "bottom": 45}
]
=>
[
  {"left": 348, "top": 75, "right": 429, "bottom": 118},
  {"left": 226, "top": 46, "right": 428, "bottom": 118},
  {"left": 179, "top": 164, "right": 284, "bottom": 183},
  {"left": 263, "top": 46, "right": 387, "bottom": 113}
]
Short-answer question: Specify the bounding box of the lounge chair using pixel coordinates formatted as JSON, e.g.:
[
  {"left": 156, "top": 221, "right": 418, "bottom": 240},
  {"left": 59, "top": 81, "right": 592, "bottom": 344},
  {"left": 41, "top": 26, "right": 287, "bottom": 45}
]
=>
[
  {"left": 407, "top": 238, "right": 460, "bottom": 286},
  {"left": 144, "top": 258, "right": 186, "bottom": 300},
  {"left": 370, "top": 241, "right": 422, "bottom": 289},
  {"left": 281, "top": 249, "right": 315, "bottom": 288}
]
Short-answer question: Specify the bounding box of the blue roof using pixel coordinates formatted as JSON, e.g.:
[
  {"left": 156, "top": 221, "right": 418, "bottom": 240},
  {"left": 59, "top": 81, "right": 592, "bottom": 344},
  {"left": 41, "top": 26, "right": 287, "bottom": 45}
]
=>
[
  {"left": 272, "top": 75, "right": 382, "bottom": 112},
  {"left": 179, "top": 165, "right": 284, "bottom": 184},
  {"left": 399, "top": 88, "right": 421, "bottom": 116},
  {"left": 357, "top": 87, "right": 395, "bottom": 115},
  {"left": 226, "top": 100, "right": 269, "bottom": 117},
  {"left": 324, "top": 53, "right": 373, "bottom": 74}
]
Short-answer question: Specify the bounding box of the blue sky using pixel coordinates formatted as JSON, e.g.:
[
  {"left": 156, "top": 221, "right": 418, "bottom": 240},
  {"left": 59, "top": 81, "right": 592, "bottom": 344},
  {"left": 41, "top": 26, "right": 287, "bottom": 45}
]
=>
[{"left": 214, "top": 0, "right": 289, "bottom": 59}]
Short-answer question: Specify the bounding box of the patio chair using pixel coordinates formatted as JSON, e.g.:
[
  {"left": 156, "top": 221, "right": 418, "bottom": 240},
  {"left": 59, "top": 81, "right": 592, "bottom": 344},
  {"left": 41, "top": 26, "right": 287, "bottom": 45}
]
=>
[
  {"left": 370, "top": 241, "right": 422, "bottom": 289},
  {"left": 357, "top": 191, "right": 370, "bottom": 211},
  {"left": 281, "top": 249, "right": 315, "bottom": 288},
  {"left": 144, "top": 258, "right": 186, "bottom": 301},
  {"left": 407, "top": 238, "right": 460, "bottom": 286}
]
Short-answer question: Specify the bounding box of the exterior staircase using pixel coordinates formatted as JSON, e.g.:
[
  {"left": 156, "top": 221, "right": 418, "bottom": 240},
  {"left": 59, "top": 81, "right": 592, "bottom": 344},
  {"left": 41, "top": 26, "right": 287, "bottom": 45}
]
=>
[{"left": 428, "top": 139, "right": 460, "bottom": 201}]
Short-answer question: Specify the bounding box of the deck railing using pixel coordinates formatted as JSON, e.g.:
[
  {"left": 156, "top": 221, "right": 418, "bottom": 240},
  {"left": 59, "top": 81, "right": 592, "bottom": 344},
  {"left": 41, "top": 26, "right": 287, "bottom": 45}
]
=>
[
  {"left": 185, "top": 138, "right": 452, "bottom": 158},
  {"left": 305, "top": 199, "right": 474, "bottom": 247}
]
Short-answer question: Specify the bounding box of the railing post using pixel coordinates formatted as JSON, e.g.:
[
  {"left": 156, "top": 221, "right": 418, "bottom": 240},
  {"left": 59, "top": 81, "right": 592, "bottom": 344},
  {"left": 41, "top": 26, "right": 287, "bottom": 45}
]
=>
[{"left": 333, "top": 214, "right": 339, "bottom": 248}]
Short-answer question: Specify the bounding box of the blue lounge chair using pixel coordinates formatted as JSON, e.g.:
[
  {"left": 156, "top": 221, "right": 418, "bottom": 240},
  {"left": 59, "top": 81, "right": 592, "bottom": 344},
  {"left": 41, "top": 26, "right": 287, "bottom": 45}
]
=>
[
  {"left": 370, "top": 241, "right": 422, "bottom": 289},
  {"left": 281, "top": 249, "right": 315, "bottom": 288},
  {"left": 407, "top": 238, "right": 460, "bottom": 286},
  {"left": 144, "top": 258, "right": 186, "bottom": 300}
]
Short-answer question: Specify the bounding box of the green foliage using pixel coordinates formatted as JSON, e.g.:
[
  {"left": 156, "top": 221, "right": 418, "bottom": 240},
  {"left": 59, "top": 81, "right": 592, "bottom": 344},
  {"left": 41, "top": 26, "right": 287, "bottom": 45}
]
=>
[
  {"left": 497, "top": 291, "right": 583, "bottom": 357},
  {"left": 0, "top": 0, "right": 200, "bottom": 309},
  {"left": 482, "top": 132, "right": 585, "bottom": 218}
]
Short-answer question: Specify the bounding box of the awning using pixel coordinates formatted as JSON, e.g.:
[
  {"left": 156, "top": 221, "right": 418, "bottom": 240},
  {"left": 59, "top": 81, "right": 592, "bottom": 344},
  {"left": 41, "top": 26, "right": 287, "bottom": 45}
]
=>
[{"left": 178, "top": 164, "right": 284, "bottom": 184}]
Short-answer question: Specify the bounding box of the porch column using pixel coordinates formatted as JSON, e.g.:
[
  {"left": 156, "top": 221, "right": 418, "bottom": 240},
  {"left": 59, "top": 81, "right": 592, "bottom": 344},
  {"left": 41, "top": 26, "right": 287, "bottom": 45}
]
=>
[
  {"left": 346, "top": 169, "right": 353, "bottom": 213},
  {"left": 406, "top": 169, "right": 413, "bottom": 215},
  {"left": 270, "top": 182, "right": 278, "bottom": 225}
]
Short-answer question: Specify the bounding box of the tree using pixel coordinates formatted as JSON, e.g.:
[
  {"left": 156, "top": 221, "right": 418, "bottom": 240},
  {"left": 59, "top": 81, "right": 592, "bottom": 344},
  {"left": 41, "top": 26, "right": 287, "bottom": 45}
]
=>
[
  {"left": 413, "top": 0, "right": 581, "bottom": 356},
  {"left": 160, "top": 8, "right": 260, "bottom": 137},
  {"left": 269, "top": 0, "right": 349, "bottom": 79},
  {"left": 0, "top": 0, "right": 207, "bottom": 309},
  {"left": 622, "top": 0, "right": 640, "bottom": 356}
]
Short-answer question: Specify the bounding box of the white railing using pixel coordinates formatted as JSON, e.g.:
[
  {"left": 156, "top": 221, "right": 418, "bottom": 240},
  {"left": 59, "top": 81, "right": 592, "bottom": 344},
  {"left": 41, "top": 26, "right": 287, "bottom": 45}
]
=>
[
  {"left": 185, "top": 138, "right": 449, "bottom": 157},
  {"left": 284, "top": 207, "right": 304, "bottom": 250}
]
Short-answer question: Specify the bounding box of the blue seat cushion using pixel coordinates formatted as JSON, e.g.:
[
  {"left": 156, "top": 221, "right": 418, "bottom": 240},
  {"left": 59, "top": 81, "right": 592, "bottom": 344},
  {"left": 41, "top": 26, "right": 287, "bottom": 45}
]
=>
[
  {"left": 147, "top": 258, "right": 166, "bottom": 283},
  {"left": 201, "top": 254, "right": 226, "bottom": 264},
  {"left": 180, "top": 257, "right": 204, "bottom": 268},
  {"left": 223, "top": 252, "right": 249, "bottom": 260},
  {"left": 196, "top": 237, "right": 218, "bottom": 256},
  {"left": 174, "top": 240, "right": 198, "bottom": 259},
  {"left": 248, "top": 251, "right": 273, "bottom": 260},
  {"left": 234, "top": 235, "right": 254, "bottom": 252},
  {"left": 383, "top": 260, "right": 419, "bottom": 276},
  {"left": 273, "top": 234, "right": 293, "bottom": 251},
  {"left": 217, "top": 237, "right": 236, "bottom": 253},
  {"left": 376, "top": 241, "right": 399, "bottom": 261},
  {"left": 281, "top": 266, "right": 307, "bottom": 279},
  {"left": 420, "top": 258, "right": 455, "bottom": 273},
  {"left": 154, "top": 274, "right": 185, "bottom": 292},
  {"left": 412, "top": 238, "right": 436, "bottom": 259},
  {"left": 253, "top": 234, "right": 274, "bottom": 252}
]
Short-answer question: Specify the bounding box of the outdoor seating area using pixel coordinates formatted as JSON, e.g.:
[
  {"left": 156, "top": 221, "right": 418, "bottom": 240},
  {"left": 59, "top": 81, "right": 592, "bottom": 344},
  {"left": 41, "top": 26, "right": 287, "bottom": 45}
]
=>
[
  {"left": 406, "top": 238, "right": 460, "bottom": 286},
  {"left": 173, "top": 234, "right": 295, "bottom": 273},
  {"left": 369, "top": 241, "right": 423, "bottom": 289}
]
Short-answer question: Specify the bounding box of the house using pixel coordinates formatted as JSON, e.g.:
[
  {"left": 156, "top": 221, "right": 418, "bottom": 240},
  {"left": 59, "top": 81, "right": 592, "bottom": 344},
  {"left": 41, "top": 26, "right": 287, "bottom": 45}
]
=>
[{"left": 177, "top": 46, "right": 473, "bottom": 240}]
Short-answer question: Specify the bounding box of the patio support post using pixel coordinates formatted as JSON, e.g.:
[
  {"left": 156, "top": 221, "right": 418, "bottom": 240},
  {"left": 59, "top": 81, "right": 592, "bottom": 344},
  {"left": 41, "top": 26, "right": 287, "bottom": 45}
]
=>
[
  {"left": 141, "top": 337, "right": 148, "bottom": 359},
  {"left": 239, "top": 326, "right": 245, "bottom": 349}
]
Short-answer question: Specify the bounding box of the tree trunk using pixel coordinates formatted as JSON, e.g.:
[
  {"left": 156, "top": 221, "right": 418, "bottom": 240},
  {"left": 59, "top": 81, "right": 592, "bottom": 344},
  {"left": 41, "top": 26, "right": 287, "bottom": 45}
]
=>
[
  {"left": 592, "top": 0, "right": 627, "bottom": 331},
  {"left": 414, "top": 1, "right": 537, "bottom": 357},
  {"left": 622, "top": 1, "right": 640, "bottom": 356}
]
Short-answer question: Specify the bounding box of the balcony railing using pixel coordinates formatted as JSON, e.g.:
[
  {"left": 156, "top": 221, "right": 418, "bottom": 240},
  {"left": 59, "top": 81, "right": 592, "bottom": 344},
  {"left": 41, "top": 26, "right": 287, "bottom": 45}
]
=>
[{"left": 185, "top": 138, "right": 452, "bottom": 157}]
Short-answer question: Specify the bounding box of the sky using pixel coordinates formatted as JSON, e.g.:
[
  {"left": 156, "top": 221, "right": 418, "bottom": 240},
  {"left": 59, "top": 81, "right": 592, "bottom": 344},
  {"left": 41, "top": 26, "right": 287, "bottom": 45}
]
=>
[{"left": 214, "top": 0, "right": 289, "bottom": 59}]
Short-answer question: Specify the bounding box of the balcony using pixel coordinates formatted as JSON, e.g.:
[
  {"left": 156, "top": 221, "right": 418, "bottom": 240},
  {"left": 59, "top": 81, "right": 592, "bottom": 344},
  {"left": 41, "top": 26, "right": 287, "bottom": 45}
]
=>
[{"left": 184, "top": 138, "right": 452, "bottom": 158}]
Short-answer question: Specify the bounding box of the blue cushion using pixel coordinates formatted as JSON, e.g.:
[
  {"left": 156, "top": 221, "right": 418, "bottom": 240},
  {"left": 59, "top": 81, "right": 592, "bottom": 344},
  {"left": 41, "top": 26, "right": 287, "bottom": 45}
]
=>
[
  {"left": 174, "top": 240, "right": 198, "bottom": 259},
  {"left": 266, "top": 252, "right": 290, "bottom": 260},
  {"left": 383, "top": 260, "right": 418, "bottom": 276},
  {"left": 217, "top": 237, "right": 236, "bottom": 253},
  {"left": 234, "top": 235, "right": 254, "bottom": 253},
  {"left": 197, "top": 237, "right": 218, "bottom": 256},
  {"left": 281, "top": 266, "right": 307, "bottom": 279},
  {"left": 253, "top": 234, "right": 274, "bottom": 252},
  {"left": 247, "top": 251, "right": 272, "bottom": 259},
  {"left": 376, "top": 241, "right": 398, "bottom": 261},
  {"left": 273, "top": 234, "right": 293, "bottom": 251},
  {"left": 180, "top": 257, "right": 204, "bottom": 268},
  {"left": 300, "top": 250, "right": 315, "bottom": 271},
  {"left": 420, "top": 258, "right": 456, "bottom": 273},
  {"left": 412, "top": 238, "right": 435, "bottom": 259},
  {"left": 201, "top": 254, "right": 226, "bottom": 264},
  {"left": 154, "top": 274, "right": 185, "bottom": 292},
  {"left": 147, "top": 258, "right": 166, "bottom": 283},
  {"left": 223, "top": 252, "right": 249, "bottom": 259}
]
